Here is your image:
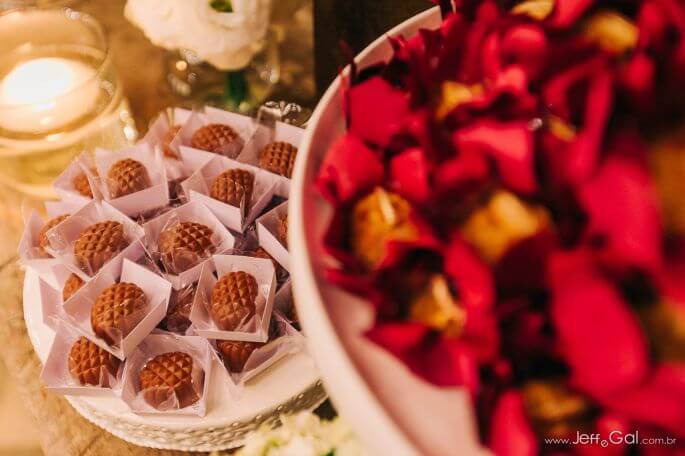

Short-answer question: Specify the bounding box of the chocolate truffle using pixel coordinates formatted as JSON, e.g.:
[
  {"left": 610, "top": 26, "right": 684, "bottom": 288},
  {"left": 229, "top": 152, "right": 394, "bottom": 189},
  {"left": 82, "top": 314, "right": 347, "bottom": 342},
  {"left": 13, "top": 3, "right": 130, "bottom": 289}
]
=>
[
  {"left": 62, "top": 273, "right": 84, "bottom": 302},
  {"left": 139, "top": 351, "right": 201, "bottom": 410},
  {"left": 278, "top": 214, "right": 288, "bottom": 247},
  {"left": 162, "top": 125, "right": 182, "bottom": 159},
  {"left": 107, "top": 158, "right": 152, "bottom": 198},
  {"left": 68, "top": 336, "right": 121, "bottom": 387},
  {"left": 37, "top": 214, "right": 69, "bottom": 257},
  {"left": 73, "top": 171, "right": 94, "bottom": 198},
  {"left": 210, "top": 271, "right": 258, "bottom": 331},
  {"left": 91, "top": 282, "right": 147, "bottom": 345},
  {"left": 259, "top": 142, "right": 298, "bottom": 178},
  {"left": 216, "top": 340, "right": 264, "bottom": 373},
  {"left": 251, "top": 247, "right": 285, "bottom": 278},
  {"left": 74, "top": 220, "right": 129, "bottom": 274},
  {"left": 162, "top": 285, "right": 195, "bottom": 334},
  {"left": 190, "top": 123, "right": 243, "bottom": 158},
  {"left": 158, "top": 222, "right": 215, "bottom": 274},
  {"left": 210, "top": 168, "right": 254, "bottom": 209}
]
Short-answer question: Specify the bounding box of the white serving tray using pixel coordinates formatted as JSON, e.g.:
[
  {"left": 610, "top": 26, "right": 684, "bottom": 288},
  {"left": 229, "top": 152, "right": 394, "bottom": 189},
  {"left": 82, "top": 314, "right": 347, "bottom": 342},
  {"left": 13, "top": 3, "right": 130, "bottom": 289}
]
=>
[{"left": 23, "top": 268, "right": 325, "bottom": 452}]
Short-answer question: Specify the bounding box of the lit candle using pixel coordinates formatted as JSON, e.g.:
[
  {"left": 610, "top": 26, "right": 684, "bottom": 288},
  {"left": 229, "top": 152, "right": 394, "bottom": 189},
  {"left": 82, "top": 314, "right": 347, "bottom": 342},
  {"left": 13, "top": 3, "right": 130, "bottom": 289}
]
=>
[{"left": 0, "top": 57, "right": 99, "bottom": 133}]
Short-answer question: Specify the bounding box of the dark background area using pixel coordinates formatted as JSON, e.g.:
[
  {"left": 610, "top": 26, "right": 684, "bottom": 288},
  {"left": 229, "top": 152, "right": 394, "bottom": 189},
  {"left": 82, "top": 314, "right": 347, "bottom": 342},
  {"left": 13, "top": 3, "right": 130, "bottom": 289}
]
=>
[{"left": 314, "top": 0, "right": 431, "bottom": 93}]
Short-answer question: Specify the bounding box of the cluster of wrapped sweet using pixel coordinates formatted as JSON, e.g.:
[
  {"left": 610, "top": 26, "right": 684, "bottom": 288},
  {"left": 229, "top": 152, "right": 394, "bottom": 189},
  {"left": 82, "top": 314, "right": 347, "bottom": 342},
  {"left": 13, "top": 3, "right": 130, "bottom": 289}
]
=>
[{"left": 20, "top": 107, "right": 302, "bottom": 416}]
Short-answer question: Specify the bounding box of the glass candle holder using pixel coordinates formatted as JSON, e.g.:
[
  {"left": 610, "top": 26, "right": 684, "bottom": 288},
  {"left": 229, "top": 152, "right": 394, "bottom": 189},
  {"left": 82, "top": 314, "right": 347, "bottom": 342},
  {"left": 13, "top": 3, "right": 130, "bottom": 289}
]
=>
[{"left": 0, "top": 7, "right": 137, "bottom": 198}]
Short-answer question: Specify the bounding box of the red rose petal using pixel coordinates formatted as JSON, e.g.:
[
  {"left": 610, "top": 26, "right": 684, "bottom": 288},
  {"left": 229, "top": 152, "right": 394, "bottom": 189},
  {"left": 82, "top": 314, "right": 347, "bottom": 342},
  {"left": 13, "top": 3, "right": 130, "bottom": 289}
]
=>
[
  {"left": 348, "top": 76, "right": 411, "bottom": 147},
  {"left": 601, "top": 364, "right": 685, "bottom": 438},
  {"left": 547, "top": 0, "right": 595, "bottom": 28},
  {"left": 578, "top": 153, "right": 663, "bottom": 273},
  {"left": 315, "top": 133, "right": 385, "bottom": 205},
  {"left": 453, "top": 120, "right": 537, "bottom": 194},
  {"left": 366, "top": 322, "right": 479, "bottom": 391},
  {"left": 489, "top": 390, "right": 539, "bottom": 456},
  {"left": 389, "top": 147, "right": 433, "bottom": 204},
  {"left": 444, "top": 234, "right": 495, "bottom": 311},
  {"left": 549, "top": 250, "right": 649, "bottom": 397}
]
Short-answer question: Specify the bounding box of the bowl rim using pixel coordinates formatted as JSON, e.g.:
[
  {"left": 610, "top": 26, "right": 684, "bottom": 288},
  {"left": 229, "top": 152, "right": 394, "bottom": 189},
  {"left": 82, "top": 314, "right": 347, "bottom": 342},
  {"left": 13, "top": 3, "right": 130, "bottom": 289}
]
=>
[{"left": 289, "top": 6, "right": 441, "bottom": 456}]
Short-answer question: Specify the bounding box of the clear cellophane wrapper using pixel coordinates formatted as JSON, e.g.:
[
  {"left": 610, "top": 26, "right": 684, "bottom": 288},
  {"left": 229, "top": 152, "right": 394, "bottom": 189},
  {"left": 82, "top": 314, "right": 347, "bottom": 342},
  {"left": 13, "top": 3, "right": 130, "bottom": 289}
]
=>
[
  {"left": 190, "top": 254, "right": 276, "bottom": 342},
  {"left": 255, "top": 200, "right": 290, "bottom": 272},
  {"left": 214, "top": 312, "right": 305, "bottom": 387},
  {"left": 41, "top": 320, "right": 124, "bottom": 396},
  {"left": 43, "top": 200, "right": 146, "bottom": 280},
  {"left": 62, "top": 259, "right": 172, "bottom": 360},
  {"left": 120, "top": 333, "right": 215, "bottom": 416},
  {"left": 180, "top": 153, "right": 278, "bottom": 232},
  {"left": 141, "top": 200, "right": 235, "bottom": 289},
  {"left": 53, "top": 152, "right": 100, "bottom": 202},
  {"left": 92, "top": 144, "right": 170, "bottom": 217}
]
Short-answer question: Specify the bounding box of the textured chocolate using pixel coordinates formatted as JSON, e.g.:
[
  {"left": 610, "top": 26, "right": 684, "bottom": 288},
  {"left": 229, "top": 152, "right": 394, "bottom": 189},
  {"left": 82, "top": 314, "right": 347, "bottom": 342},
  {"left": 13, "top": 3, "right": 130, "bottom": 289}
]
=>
[
  {"left": 73, "top": 221, "right": 129, "bottom": 274},
  {"left": 210, "top": 271, "right": 258, "bottom": 331},
  {"left": 107, "top": 158, "right": 152, "bottom": 198},
  {"left": 91, "top": 282, "right": 147, "bottom": 345},
  {"left": 209, "top": 168, "right": 254, "bottom": 209},
  {"left": 190, "top": 124, "right": 243, "bottom": 158},
  {"left": 250, "top": 247, "right": 285, "bottom": 278},
  {"left": 158, "top": 222, "right": 215, "bottom": 274},
  {"left": 68, "top": 336, "right": 121, "bottom": 387},
  {"left": 216, "top": 340, "right": 264, "bottom": 373},
  {"left": 162, "top": 285, "right": 195, "bottom": 334},
  {"left": 38, "top": 214, "right": 69, "bottom": 257},
  {"left": 62, "top": 273, "right": 84, "bottom": 302},
  {"left": 259, "top": 142, "right": 298, "bottom": 178},
  {"left": 278, "top": 214, "right": 288, "bottom": 247},
  {"left": 162, "top": 125, "right": 182, "bottom": 159},
  {"left": 139, "top": 351, "right": 201, "bottom": 410},
  {"left": 73, "top": 171, "right": 93, "bottom": 198}
]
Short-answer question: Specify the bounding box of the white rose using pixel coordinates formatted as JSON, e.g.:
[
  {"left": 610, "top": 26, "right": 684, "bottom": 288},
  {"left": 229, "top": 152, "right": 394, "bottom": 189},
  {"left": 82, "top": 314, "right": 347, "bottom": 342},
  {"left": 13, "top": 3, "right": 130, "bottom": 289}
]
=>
[{"left": 125, "top": 0, "right": 272, "bottom": 70}]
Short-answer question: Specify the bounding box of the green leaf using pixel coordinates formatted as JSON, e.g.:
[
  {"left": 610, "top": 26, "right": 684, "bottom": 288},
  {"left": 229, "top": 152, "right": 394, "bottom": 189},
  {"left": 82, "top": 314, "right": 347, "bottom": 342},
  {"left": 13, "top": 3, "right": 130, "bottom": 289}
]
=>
[
  {"left": 322, "top": 451, "right": 336, "bottom": 456},
  {"left": 210, "top": 0, "right": 233, "bottom": 13}
]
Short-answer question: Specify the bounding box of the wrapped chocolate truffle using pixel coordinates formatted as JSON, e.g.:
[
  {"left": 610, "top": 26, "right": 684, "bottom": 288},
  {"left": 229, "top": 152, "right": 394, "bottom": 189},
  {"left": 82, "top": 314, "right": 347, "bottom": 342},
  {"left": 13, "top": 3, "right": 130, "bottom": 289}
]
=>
[
  {"left": 107, "top": 158, "right": 152, "bottom": 199},
  {"left": 259, "top": 142, "right": 298, "bottom": 178},
  {"left": 189, "top": 255, "right": 276, "bottom": 342},
  {"left": 37, "top": 214, "right": 70, "bottom": 257},
  {"left": 68, "top": 336, "right": 121, "bottom": 388},
  {"left": 162, "top": 125, "right": 182, "bottom": 159},
  {"left": 139, "top": 351, "right": 201, "bottom": 410},
  {"left": 90, "top": 282, "right": 148, "bottom": 346},
  {"left": 210, "top": 271, "right": 258, "bottom": 331},
  {"left": 74, "top": 220, "right": 130, "bottom": 275},
  {"left": 120, "top": 334, "right": 211, "bottom": 415},
  {"left": 216, "top": 340, "right": 264, "bottom": 373},
  {"left": 191, "top": 124, "right": 244, "bottom": 158},
  {"left": 62, "top": 273, "right": 84, "bottom": 302},
  {"left": 73, "top": 171, "right": 94, "bottom": 198},
  {"left": 158, "top": 221, "right": 216, "bottom": 274},
  {"left": 210, "top": 168, "right": 254, "bottom": 209}
]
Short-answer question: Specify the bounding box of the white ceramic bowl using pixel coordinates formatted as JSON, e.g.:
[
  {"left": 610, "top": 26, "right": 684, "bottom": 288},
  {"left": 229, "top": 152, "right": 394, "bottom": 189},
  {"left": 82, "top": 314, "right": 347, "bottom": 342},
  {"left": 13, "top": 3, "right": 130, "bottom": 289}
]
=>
[
  {"left": 23, "top": 268, "right": 325, "bottom": 452},
  {"left": 290, "top": 6, "right": 488, "bottom": 456}
]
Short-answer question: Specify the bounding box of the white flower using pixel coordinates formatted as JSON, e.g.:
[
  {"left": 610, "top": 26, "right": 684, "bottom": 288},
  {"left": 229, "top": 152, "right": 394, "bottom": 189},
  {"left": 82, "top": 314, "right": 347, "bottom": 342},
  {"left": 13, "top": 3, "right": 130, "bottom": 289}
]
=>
[
  {"left": 125, "top": 0, "right": 272, "bottom": 70},
  {"left": 236, "top": 411, "right": 367, "bottom": 456}
]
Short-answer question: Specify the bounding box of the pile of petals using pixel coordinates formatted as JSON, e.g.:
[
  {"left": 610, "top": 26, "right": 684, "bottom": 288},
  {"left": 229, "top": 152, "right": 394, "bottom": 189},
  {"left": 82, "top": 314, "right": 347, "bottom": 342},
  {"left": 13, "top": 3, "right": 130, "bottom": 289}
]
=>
[{"left": 316, "top": 0, "right": 685, "bottom": 453}]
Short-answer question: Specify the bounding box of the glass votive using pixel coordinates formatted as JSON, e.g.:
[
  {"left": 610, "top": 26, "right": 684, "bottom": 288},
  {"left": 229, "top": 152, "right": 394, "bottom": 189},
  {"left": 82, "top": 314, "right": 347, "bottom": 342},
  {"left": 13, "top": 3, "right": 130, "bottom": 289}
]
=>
[{"left": 0, "top": 7, "right": 137, "bottom": 198}]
